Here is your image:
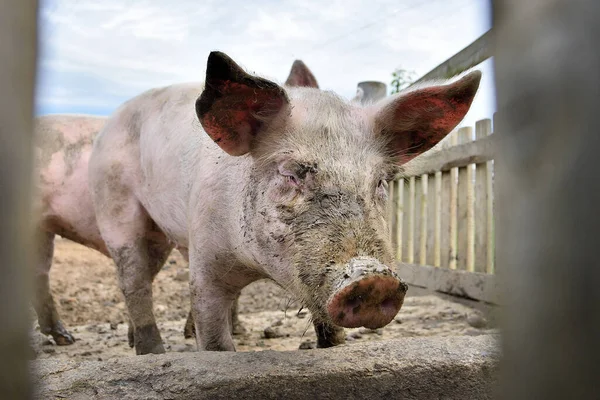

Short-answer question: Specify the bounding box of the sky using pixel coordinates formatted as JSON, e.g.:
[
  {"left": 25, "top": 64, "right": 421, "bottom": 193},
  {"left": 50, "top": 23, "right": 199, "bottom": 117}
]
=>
[{"left": 36, "top": 0, "right": 495, "bottom": 129}]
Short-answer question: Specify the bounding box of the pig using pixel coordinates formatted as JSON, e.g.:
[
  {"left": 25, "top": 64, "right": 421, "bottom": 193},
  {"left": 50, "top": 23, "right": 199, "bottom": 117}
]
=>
[
  {"left": 33, "top": 114, "right": 108, "bottom": 345},
  {"left": 30, "top": 59, "right": 320, "bottom": 347},
  {"left": 88, "top": 51, "right": 481, "bottom": 354}
]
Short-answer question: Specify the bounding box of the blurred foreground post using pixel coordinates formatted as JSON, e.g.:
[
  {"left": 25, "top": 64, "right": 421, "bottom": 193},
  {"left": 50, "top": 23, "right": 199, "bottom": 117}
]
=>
[
  {"left": 493, "top": 0, "right": 600, "bottom": 399},
  {"left": 0, "top": 0, "right": 39, "bottom": 398}
]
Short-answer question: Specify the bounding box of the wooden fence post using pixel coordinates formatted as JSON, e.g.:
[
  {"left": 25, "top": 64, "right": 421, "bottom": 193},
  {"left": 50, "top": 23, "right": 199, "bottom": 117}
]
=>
[
  {"left": 353, "top": 81, "right": 387, "bottom": 104},
  {"left": 494, "top": 0, "right": 600, "bottom": 398},
  {"left": 0, "top": 0, "right": 39, "bottom": 398}
]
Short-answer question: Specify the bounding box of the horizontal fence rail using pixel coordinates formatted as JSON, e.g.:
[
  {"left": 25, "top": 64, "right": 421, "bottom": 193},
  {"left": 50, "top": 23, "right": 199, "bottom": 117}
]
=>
[{"left": 411, "top": 29, "right": 493, "bottom": 85}]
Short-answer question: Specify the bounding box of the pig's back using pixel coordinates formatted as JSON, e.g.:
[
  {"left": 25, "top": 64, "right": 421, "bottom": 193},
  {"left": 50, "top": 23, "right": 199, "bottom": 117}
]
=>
[
  {"left": 34, "top": 114, "right": 109, "bottom": 254},
  {"left": 91, "top": 82, "right": 228, "bottom": 248}
]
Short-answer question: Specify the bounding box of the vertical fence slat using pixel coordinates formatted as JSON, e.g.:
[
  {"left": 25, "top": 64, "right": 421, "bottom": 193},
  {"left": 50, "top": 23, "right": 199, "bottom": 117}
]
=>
[
  {"left": 456, "top": 127, "right": 474, "bottom": 271},
  {"left": 394, "top": 179, "right": 404, "bottom": 261},
  {"left": 449, "top": 131, "right": 459, "bottom": 270},
  {"left": 426, "top": 173, "right": 437, "bottom": 265},
  {"left": 490, "top": 112, "right": 498, "bottom": 272},
  {"left": 439, "top": 131, "right": 458, "bottom": 269},
  {"left": 419, "top": 174, "right": 428, "bottom": 265},
  {"left": 402, "top": 178, "right": 410, "bottom": 262},
  {"left": 388, "top": 179, "right": 395, "bottom": 247},
  {"left": 407, "top": 177, "right": 416, "bottom": 263},
  {"left": 474, "top": 119, "right": 492, "bottom": 273},
  {"left": 434, "top": 171, "right": 442, "bottom": 266},
  {"left": 413, "top": 176, "right": 421, "bottom": 265}
]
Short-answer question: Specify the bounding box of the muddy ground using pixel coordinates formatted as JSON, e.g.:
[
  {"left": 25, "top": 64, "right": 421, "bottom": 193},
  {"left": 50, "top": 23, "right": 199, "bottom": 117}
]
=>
[{"left": 30, "top": 238, "right": 498, "bottom": 362}]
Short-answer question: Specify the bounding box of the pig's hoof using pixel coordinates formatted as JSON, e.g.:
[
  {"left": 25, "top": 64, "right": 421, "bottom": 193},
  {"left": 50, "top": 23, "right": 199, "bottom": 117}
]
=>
[
  {"left": 49, "top": 321, "right": 75, "bottom": 345},
  {"left": 134, "top": 325, "right": 166, "bottom": 355},
  {"left": 52, "top": 330, "right": 75, "bottom": 346},
  {"left": 328, "top": 274, "right": 408, "bottom": 329},
  {"left": 136, "top": 342, "right": 166, "bottom": 355}
]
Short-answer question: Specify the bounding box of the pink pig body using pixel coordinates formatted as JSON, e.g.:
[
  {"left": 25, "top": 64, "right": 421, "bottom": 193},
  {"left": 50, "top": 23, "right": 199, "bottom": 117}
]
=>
[
  {"left": 88, "top": 52, "right": 481, "bottom": 354},
  {"left": 32, "top": 115, "right": 108, "bottom": 344}
]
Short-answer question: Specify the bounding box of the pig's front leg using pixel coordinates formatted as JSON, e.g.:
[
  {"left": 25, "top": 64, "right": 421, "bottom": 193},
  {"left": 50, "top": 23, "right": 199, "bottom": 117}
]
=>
[
  {"left": 185, "top": 295, "right": 243, "bottom": 347},
  {"left": 183, "top": 293, "right": 245, "bottom": 339},
  {"left": 313, "top": 320, "right": 346, "bottom": 348},
  {"left": 188, "top": 246, "right": 259, "bottom": 352},
  {"left": 189, "top": 266, "right": 239, "bottom": 351}
]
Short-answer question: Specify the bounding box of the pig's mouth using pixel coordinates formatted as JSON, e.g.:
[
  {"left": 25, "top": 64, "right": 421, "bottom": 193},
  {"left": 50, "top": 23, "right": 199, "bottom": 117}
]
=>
[{"left": 325, "top": 258, "right": 408, "bottom": 329}]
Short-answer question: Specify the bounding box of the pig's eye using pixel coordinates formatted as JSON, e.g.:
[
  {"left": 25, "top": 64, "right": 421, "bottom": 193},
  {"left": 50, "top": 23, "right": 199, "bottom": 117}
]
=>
[
  {"left": 285, "top": 174, "right": 300, "bottom": 186},
  {"left": 278, "top": 163, "right": 301, "bottom": 187}
]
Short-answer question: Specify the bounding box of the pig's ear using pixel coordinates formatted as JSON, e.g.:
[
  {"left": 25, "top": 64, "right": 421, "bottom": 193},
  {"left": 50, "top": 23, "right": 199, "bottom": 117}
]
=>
[
  {"left": 196, "top": 51, "right": 290, "bottom": 156},
  {"left": 284, "top": 60, "right": 319, "bottom": 88},
  {"left": 373, "top": 70, "right": 481, "bottom": 165}
]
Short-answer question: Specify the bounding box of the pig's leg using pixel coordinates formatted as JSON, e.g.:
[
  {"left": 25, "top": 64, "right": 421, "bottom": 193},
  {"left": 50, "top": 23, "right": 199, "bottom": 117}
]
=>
[
  {"left": 126, "top": 244, "right": 170, "bottom": 349},
  {"left": 179, "top": 245, "right": 245, "bottom": 339},
  {"left": 183, "top": 310, "right": 195, "bottom": 339},
  {"left": 178, "top": 248, "right": 197, "bottom": 340},
  {"left": 184, "top": 292, "right": 244, "bottom": 339},
  {"left": 189, "top": 254, "right": 252, "bottom": 351},
  {"left": 313, "top": 320, "right": 346, "bottom": 348},
  {"left": 230, "top": 293, "right": 245, "bottom": 335},
  {"left": 127, "top": 317, "right": 135, "bottom": 348},
  {"left": 179, "top": 248, "right": 196, "bottom": 339},
  {"left": 97, "top": 199, "right": 171, "bottom": 355},
  {"left": 33, "top": 230, "right": 75, "bottom": 345},
  {"left": 190, "top": 282, "right": 239, "bottom": 351}
]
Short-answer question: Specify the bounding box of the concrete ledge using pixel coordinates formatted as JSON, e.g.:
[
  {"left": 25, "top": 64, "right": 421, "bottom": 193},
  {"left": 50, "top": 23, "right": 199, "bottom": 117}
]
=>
[{"left": 32, "top": 335, "right": 500, "bottom": 400}]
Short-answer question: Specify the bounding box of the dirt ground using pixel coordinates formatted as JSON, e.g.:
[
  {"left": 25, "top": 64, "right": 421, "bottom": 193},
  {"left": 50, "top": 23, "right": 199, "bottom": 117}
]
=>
[{"left": 30, "top": 238, "right": 498, "bottom": 362}]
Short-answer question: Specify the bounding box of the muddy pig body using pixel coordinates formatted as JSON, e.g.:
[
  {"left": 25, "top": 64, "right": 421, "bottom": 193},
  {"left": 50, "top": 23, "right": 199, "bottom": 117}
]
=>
[{"left": 89, "top": 52, "right": 481, "bottom": 354}]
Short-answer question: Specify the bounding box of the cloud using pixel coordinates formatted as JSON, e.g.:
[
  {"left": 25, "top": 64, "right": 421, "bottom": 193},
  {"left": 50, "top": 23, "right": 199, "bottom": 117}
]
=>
[{"left": 36, "top": 0, "right": 494, "bottom": 126}]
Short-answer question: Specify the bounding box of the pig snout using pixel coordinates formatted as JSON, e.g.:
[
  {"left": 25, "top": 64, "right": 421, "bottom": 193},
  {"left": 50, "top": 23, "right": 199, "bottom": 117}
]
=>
[{"left": 327, "top": 257, "right": 408, "bottom": 330}]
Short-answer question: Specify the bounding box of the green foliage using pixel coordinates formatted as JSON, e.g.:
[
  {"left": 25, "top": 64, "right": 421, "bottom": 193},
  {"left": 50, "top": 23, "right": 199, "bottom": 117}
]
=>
[{"left": 390, "top": 67, "right": 416, "bottom": 94}]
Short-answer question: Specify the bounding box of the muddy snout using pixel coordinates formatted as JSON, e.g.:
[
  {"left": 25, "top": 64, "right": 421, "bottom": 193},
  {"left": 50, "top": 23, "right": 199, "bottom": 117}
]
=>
[{"left": 327, "top": 257, "right": 408, "bottom": 330}]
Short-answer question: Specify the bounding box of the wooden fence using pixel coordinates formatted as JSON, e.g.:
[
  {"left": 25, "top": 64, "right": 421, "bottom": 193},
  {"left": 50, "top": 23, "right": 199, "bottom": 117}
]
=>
[
  {"left": 353, "top": 28, "right": 500, "bottom": 304},
  {"left": 389, "top": 118, "right": 499, "bottom": 304},
  {"left": 391, "top": 118, "right": 496, "bottom": 272}
]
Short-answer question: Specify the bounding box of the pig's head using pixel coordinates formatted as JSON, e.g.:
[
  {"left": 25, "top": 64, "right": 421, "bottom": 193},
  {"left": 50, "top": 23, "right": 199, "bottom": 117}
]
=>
[{"left": 196, "top": 51, "right": 481, "bottom": 330}]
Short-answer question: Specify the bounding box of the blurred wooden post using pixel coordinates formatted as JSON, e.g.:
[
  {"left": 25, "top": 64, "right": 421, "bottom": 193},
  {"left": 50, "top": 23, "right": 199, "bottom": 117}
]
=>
[
  {"left": 0, "top": 0, "right": 38, "bottom": 398},
  {"left": 493, "top": 0, "right": 600, "bottom": 399}
]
